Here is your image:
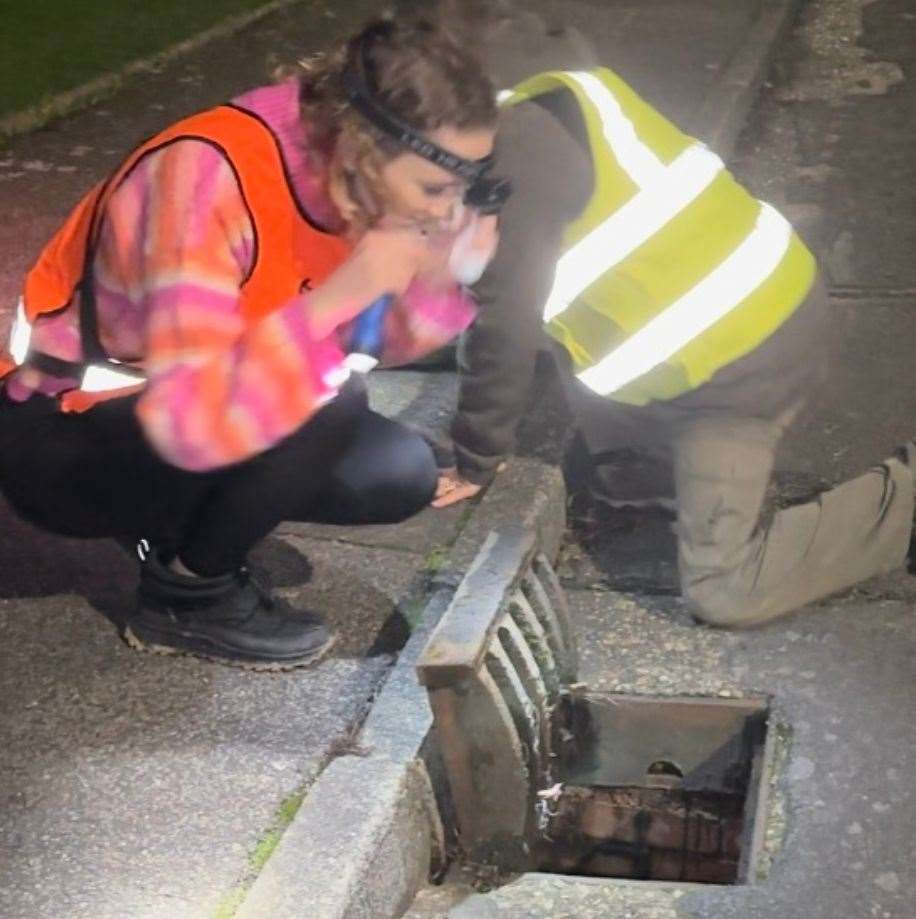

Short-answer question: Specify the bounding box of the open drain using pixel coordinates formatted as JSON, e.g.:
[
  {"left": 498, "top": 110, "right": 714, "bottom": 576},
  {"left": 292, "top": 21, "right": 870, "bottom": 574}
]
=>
[
  {"left": 534, "top": 692, "right": 770, "bottom": 885},
  {"left": 418, "top": 527, "right": 773, "bottom": 891}
]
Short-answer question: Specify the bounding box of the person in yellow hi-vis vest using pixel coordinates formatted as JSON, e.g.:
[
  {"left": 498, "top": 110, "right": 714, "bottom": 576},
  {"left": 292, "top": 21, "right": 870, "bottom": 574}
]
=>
[{"left": 428, "top": 2, "right": 915, "bottom": 627}]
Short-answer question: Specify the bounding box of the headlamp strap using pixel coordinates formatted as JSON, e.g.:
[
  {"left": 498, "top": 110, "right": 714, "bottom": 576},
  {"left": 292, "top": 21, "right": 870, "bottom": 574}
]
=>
[{"left": 342, "top": 29, "right": 492, "bottom": 183}]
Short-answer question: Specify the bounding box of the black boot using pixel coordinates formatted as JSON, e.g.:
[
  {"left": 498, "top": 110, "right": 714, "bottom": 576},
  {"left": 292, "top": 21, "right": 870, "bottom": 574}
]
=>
[{"left": 123, "top": 552, "right": 335, "bottom": 670}]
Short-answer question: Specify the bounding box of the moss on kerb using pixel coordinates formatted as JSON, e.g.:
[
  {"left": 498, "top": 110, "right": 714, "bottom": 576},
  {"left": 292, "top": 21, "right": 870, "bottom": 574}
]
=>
[
  {"left": 211, "top": 788, "right": 306, "bottom": 918},
  {"left": 249, "top": 827, "right": 285, "bottom": 874},
  {"left": 755, "top": 720, "right": 793, "bottom": 882},
  {"left": 252, "top": 789, "right": 306, "bottom": 869},
  {"left": 423, "top": 547, "right": 449, "bottom": 574},
  {"left": 213, "top": 887, "right": 247, "bottom": 919}
]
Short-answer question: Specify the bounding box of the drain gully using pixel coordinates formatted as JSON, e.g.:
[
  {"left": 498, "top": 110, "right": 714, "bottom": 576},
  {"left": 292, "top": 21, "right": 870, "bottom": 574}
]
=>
[{"left": 418, "top": 526, "right": 774, "bottom": 889}]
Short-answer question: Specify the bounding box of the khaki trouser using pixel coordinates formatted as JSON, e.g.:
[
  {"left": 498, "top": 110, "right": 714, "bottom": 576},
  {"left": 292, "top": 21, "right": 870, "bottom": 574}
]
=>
[
  {"left": 559, "top": 286, "right": 913, "bottom": 626},
  {"left": 671, "top": 414, "right": 912, "bottom": 626}
]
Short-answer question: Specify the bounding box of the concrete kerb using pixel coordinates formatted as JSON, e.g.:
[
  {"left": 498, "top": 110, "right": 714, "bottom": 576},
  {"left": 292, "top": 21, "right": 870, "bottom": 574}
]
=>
[
  {"left": 0, "top": 0, "right": 309, "bottom": 141},
  {"left": 695, "top": 0, "right": 805, "bottom": 159},
  {"left": 232, "top": 458, "right": 566, "bottom": 919}
]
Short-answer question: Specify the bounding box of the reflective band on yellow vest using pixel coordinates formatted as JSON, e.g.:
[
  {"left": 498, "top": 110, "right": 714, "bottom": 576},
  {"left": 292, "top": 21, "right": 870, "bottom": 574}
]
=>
[{"left": 500, "top": 69, "right": 816, "bottom": 404}]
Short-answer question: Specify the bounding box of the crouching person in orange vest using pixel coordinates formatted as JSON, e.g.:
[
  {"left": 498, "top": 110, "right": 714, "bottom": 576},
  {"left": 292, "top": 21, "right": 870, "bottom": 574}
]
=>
[{"left": 0, "top": 17, "right": 500, "bottom": 668}]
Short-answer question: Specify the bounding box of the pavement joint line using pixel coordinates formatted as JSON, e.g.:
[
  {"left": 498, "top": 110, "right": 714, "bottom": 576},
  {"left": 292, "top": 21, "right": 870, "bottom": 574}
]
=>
[
  {"left": 280, "top": 533, "right": 428, "bottom": 555},
  {"left": 0, "top": 0, "right": 310, "bottom": 141},
  {"left": 828, "top": 286, "right": 916, "bottom": 299},
  {"left": 212, "top": 661, "right": 391, "bottom": 917},
  {"left": 230, "top": 589, "right": 456, "bottom": 919}
]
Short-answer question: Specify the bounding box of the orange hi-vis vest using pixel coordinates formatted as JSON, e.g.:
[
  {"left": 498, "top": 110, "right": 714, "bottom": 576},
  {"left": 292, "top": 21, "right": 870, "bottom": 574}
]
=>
[{"left": 1, "top": 102, "right": 351, "bottom": 411}]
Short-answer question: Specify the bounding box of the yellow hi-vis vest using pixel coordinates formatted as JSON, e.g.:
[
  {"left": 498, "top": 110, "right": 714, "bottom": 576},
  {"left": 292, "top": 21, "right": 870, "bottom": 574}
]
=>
[{"left": 499, "top": 69, "right": 817, "bottom": 405}]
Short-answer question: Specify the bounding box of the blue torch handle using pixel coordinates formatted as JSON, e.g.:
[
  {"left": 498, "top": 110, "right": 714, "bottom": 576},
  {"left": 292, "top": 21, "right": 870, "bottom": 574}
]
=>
[{"left": 350, "top": 293, "right": 393, "bottom": 358}]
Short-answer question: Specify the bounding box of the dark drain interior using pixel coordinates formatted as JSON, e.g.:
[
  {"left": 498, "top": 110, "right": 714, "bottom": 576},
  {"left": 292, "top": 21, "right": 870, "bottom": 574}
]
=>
[{"left": 533, "top": 692, "right": 770, "bottom": 885}]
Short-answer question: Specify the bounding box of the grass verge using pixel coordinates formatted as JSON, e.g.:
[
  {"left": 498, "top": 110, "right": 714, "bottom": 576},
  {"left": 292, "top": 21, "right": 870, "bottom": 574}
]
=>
[{"left": 0, "top": 0, "right": 274, "bottom": 120}]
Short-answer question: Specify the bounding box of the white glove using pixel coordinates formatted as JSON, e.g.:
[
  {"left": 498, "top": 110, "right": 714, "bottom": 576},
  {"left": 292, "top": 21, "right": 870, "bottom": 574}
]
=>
[{"left": 447, "top": 208, "right": 499, "bottom": 285}]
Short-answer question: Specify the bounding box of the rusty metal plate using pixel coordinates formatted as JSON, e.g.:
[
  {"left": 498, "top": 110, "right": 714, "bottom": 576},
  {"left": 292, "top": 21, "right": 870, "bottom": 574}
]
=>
[{"left": 417, "top": 527, "right": 537, "bottom": 690}]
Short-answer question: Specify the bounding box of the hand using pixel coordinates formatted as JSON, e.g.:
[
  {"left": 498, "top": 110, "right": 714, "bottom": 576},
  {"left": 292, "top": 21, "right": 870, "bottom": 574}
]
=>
[
  {"left": 307, "top": 225, "right": 431, "bottom": 338},
  {"left": 467, "top": 213, "right": 499, "bottom": 262},
  {"left": 445, "top": 212, "right": 500, "bottom": 286},
  {"left": 412, "top": 230, "right": 456, "bottom": 294},
  {"left": 354, "top": 224, "right": 434, "bottom": 298},
  {"left": 431, "top": 467, "right": 483, "bottom": 508}
]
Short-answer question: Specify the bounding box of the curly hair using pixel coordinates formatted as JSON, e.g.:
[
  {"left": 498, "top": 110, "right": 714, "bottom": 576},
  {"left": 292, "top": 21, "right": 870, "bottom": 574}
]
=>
[{"left": 295, "top": 16, "right": 498, "bottom": 231}]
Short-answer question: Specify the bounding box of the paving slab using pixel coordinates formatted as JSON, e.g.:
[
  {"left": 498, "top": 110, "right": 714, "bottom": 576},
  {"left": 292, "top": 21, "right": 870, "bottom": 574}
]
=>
[
  {"left": 368, "top": 369, "right": 460, "bottom": 430},
  {"left": 535, "top": 0, "right": 772, "bottom": 146},
  {"left": 0, "top": 590, "right": 389, "bottom": 919},
  {"left": 274, "top": 533, "right": 431, "bottom": 655}
]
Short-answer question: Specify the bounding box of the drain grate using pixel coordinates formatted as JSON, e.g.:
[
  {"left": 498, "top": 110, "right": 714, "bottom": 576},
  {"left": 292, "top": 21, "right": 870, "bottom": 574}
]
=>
[
  {"left": 418, "top": 526, "right": 771, "bottom": 886},
  {"left": 543, "top": 785, "right": 745, "bottom": 883},
  {"left": 417, "top": 526, "right": 577, "bottom": 870}
]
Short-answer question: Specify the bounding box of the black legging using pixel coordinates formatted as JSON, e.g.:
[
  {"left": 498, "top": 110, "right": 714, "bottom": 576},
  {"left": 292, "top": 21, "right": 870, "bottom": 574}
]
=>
[{"left": 0, "top": 379, "right": 437, "bottom": 576}]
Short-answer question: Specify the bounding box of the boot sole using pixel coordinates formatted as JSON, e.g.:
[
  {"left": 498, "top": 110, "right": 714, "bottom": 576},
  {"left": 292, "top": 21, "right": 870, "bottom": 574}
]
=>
[{"left": 122, "top": 625, "right": 337, "bottom": 672}]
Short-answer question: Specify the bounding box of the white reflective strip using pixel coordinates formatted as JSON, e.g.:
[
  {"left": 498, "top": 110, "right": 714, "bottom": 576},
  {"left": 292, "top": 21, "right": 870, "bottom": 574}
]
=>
[
  {"left": 577, "top": 203, "right": 792, "bottom": 395},
  {"left": 9, "top": 298, "right": 31, "bottom": 365},
  {"left": 322, "top": 364, "right": 352, "bottom": 389},
  {"left": 80, "top": 364, "right": 144, "bottom": 392},
  {"left": 567, "top": 71, "right": 666, "bottom": 187},
  {"left": 543, "top": 144, "right": 723, "bottom": 321},
  {"left": 343, "top": 352, "right": 379, "bottom": 374}
]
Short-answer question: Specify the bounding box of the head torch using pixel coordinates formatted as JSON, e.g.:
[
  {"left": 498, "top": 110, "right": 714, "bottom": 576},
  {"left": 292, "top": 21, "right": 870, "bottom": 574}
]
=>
[{"left": 463, "top": 174, "right": 512, "bottom": 216}]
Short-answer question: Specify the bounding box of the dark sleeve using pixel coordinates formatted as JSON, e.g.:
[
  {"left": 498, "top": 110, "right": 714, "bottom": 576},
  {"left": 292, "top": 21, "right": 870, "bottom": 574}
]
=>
[{"left": 451, "top": 102, "right": 592, "bottom": 484}]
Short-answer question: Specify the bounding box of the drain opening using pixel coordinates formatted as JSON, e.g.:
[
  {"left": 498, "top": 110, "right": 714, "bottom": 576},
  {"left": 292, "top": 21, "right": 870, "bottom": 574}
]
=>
[
  {"left": 415, "top": 531, "right": 772, "bottom": 890},
  {"left": 531, "top": 693, "right": 770, "bottom": 886}
]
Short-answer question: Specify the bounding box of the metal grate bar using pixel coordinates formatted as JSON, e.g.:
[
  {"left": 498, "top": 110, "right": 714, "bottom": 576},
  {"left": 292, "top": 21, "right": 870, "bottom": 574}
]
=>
[{"left": 417, "top": 526, "right": 578, "bottom": 868}]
